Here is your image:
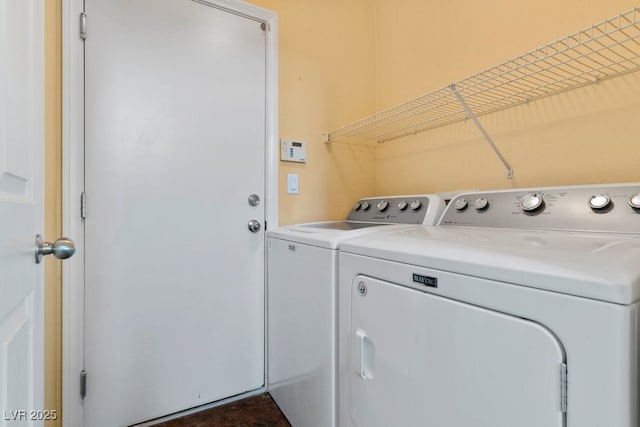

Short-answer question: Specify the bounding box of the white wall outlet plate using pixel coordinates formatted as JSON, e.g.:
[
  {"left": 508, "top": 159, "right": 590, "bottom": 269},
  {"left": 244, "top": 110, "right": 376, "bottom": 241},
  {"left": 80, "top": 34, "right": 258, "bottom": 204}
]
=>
[{"left": 287, "top": 174, "right": 299, "bottom": 194}]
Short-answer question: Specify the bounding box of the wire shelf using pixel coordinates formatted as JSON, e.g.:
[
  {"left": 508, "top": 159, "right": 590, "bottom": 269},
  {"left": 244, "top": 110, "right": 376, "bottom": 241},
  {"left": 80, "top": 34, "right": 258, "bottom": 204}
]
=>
[{"left": 328, "top": 7, "right": 640, "bottom": 143}]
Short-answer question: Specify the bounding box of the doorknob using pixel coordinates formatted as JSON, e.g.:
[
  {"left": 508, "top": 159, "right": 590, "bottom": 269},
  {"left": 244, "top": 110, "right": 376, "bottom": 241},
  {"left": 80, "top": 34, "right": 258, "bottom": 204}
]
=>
[
  {"left": 247, "top": 220, "right": 261, "bottom": 233},
  {"left": 35, "top": 234, "right": 76, "bottom": 264}
]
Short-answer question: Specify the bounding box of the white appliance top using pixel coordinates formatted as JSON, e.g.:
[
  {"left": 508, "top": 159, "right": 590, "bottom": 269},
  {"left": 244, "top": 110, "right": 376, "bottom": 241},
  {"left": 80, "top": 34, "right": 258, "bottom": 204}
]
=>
[
  {"left": 341, "top": 183, "right": 640, "bottom": 304},
  {"left": 268, "top": 194, "right": 446, "bottom": 249}
]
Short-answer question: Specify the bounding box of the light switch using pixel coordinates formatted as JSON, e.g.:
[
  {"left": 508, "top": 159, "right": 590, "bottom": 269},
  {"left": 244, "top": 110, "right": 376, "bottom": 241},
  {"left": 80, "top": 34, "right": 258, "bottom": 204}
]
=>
[{"left": 287, "top": 174, "right": 299, "bottom": 194}]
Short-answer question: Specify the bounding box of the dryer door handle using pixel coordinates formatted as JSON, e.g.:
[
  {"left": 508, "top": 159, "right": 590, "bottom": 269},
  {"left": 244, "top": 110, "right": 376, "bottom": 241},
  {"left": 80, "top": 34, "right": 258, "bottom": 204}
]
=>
[{"left": 356, "top": 329, "right": 369, "bottom": 380}]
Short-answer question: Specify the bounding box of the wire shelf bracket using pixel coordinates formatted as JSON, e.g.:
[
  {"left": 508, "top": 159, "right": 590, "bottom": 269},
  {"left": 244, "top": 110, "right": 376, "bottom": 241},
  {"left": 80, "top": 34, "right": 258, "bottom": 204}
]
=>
[{"left": 450, "top": 84, "right": 513, "bottom": 179}]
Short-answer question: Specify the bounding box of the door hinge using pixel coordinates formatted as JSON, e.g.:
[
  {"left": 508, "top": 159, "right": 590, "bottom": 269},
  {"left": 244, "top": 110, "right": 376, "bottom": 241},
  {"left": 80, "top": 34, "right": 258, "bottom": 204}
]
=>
[
  {"left": 80, "top": 370, "right": 87, "bottom": 399},
  {"left": 80, "top": 192, "right": 87, "bottom": 219},
  {"left": 560, "top": 362, "right": 568, "bottom": 413},
  {"left": 80, "top": 12, "right": 87, "bottom": 40}
]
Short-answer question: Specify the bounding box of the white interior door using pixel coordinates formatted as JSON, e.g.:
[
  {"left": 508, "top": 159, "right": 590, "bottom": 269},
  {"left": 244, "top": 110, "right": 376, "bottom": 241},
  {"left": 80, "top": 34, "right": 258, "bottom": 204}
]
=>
[
  {"left": 349, "top": 275, "right": 566, "bottom": 427},
  {"left": 0, "top": 0, "right": 46, "bottom": 424},
  {"left": 84, "top": 1, "right": 267, "bottom": 425}
]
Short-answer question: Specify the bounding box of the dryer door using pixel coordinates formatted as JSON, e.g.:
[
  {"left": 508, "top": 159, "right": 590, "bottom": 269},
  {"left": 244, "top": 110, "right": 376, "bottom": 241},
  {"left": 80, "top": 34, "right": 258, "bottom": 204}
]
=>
[{"left": 349, "top": 275, "right": 566, "bottom": 427}]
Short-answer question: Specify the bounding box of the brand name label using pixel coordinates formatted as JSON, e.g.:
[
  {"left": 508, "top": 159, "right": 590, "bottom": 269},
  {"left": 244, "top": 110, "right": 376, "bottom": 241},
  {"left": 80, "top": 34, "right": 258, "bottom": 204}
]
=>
[{"left": 412, "top": 273, "right": 438, "bottom": 288}]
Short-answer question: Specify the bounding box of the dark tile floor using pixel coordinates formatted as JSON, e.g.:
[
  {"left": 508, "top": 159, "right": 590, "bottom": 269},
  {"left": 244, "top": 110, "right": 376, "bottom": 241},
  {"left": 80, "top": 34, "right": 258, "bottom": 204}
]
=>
[{"left": 152, "top": 393, "right": 291, "bottom": 427}]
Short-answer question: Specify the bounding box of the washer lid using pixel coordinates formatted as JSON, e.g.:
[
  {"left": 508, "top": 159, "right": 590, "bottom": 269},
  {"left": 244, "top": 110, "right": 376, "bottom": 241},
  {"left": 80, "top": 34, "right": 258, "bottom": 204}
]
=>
[
  {"left": 340, "top": 226, "right": 640, "bottom": 304},
  {"left": 268, "top": 194, "right": 446, "bottom": 249},
  {"left": 268, "top": 222, "right": 411, "bottom": 249},
  {"left": 300, "top": 221, "right": 388, "bottom": 230}
]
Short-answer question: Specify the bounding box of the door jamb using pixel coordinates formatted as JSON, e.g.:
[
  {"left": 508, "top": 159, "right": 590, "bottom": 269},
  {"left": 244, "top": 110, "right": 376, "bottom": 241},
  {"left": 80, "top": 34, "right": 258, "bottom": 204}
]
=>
[{"left": 61, "top": 1, "right": 278, "bottom": 424}]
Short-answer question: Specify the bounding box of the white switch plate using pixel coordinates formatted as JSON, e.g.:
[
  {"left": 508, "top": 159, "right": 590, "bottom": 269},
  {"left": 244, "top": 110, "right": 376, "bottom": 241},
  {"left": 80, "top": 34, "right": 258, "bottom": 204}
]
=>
[
  {"left": 287, "top": 174, "right": 299, "bottom": 194},
  {"left": 281, "top": 139, "right": 307, "bottom": 163}
]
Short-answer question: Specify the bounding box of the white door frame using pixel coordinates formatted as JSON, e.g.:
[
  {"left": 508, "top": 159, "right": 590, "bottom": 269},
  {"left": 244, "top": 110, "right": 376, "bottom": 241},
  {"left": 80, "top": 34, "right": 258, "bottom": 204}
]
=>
[{"left": 61, "top": 1, "right": 278, "bottom": 424}]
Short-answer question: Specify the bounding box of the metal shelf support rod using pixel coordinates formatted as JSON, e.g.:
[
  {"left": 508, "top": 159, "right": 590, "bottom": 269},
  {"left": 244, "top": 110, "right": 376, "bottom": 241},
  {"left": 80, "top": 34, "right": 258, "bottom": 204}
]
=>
[{"left": 450, "top": 84, "right": 514, "bottom": 179}]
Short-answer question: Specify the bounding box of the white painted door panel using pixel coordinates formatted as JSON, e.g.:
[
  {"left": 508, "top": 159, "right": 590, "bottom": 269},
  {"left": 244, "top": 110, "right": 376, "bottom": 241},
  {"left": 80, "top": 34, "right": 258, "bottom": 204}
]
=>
[
  {"left": 350, "top": 276, "right": 565, "bottom": 427},
  {"left": 0, "top": 0, "right": 45, "bottom": 425},
  {"left": 84, "top": 1, "right": 266, "bottom": 425}
]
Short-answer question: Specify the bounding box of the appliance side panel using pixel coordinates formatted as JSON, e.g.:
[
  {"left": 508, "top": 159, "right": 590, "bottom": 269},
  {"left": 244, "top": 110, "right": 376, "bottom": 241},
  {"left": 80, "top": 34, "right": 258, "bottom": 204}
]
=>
[{"left": 267, "top": 237, "right": 335, "bottom": 427}]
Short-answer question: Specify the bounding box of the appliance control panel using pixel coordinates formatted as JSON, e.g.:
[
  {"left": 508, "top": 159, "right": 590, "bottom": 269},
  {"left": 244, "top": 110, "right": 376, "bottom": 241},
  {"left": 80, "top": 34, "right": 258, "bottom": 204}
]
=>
[
  {"left": 440, "top": 183, "right": 640, "bottom": 233},
  {"left": 347, "top": 195, "right": 443, "bottom": 224}
]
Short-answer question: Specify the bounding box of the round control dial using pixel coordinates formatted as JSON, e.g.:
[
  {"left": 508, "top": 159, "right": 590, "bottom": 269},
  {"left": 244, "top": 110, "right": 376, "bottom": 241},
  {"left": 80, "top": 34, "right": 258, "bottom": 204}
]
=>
[
  {"left": 353, "top": 202, "right": 362, "bottom": 211},
  {"left": 629, "top": 193, "right": 640, "bottom": 209},
  {"left": 454, "top": 198, "right": 468, "bottom": 211},
  {"left": 397, "top": 201, "right": 408, "bottom": 211},
  {"left": 589, "top": 194, "right": 611, "bottom": 210},
  {"left": 474, "top": 197, "right": 489, "bottom": 211},
  {"left": 519, "top": 193, "right": 544, "bottom": 213},
  {"left": 361, "top": 201, "right": 371, "bottom": 211},
  {"left": 376, "top": 200, "right": 389, "bottom": 212},
  {"left": 410, "top": 200, "right": 422, "bottom": 211}
]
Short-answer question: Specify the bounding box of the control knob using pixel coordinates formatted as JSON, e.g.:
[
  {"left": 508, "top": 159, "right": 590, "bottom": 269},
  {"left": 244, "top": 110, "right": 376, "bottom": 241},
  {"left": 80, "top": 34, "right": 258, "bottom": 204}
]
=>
[
  {"left": 519, "top": 193, "right": 544, "bottom": 213},
  {"left": 376, "top": 199, "right": 389, "bottom": 212},
  {"left": 589, "top": 194, "right": 611, "bottom": 211},
  {"left": 397, "top": 200, "right": 408, "bottom": 211},
  {"left": 474, "top": 197, "right": 489, "bottom": 211},
  {"left": 353, "top": 202, "right": 362, "bottom": 211},
  {"left": 629, "top": 193, "right": 640, "bottom": 209},
  {"left": 361, "top": 201, "right": 371, "bottom": 211},
  {"left": 454, "top": 198, "right": 468, "bottom": 211},
  {"left": 410, "top": 200, "right": 422, "bottom": 211}
]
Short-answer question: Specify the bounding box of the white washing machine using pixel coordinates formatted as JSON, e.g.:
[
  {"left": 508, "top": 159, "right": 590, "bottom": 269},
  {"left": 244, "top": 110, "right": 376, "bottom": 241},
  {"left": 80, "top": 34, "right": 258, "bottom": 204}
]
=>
[
  {"left": 338, "top": 184, "right": 640, "bottom": 427},
  {"left": 267, "top": 195, "right": 446, "bottom": 427}
]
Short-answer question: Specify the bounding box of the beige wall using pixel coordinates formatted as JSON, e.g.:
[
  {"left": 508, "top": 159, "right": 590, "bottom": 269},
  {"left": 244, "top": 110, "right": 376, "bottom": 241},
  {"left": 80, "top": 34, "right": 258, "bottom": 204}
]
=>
[
  {"left": 247, "top": 0, "right": 640, "bottom": 210},
  {"left": 246, "top": 0, "right": 378, "bottom": 225},
  {"left": 372, "top": 0, "right": 640, "bottom": 195},
  {"left": 44, "top": 0, "right": 62, "bottom": 425}
]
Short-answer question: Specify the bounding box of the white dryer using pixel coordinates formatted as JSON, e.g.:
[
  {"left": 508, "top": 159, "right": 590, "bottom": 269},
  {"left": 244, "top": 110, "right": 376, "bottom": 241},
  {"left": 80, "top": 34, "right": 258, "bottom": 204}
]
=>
[
  {"left": 338, "top": 184, "right": 640, "bottom": 427},
  {"left": 267, "top": 195, "right": 446, "bottom": 427}
]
